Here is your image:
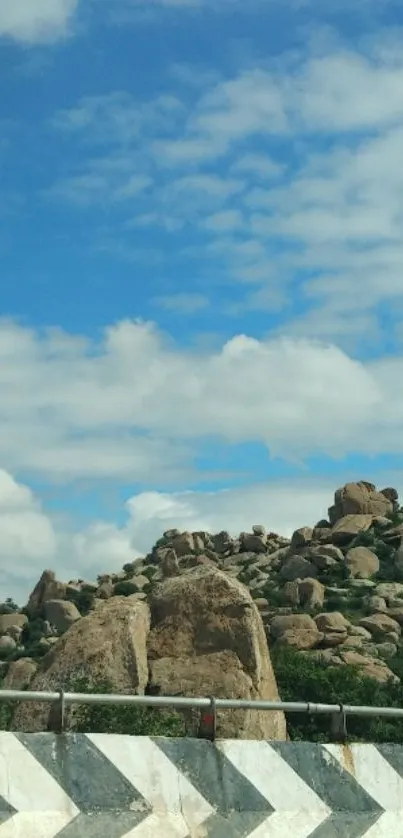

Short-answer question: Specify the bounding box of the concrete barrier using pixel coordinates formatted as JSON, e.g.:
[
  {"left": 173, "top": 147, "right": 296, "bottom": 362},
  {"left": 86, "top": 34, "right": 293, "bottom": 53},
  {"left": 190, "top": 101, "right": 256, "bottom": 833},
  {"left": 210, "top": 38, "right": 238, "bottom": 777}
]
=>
[{"left": 0, "top": 733, "right": 402, "bottom": 836}]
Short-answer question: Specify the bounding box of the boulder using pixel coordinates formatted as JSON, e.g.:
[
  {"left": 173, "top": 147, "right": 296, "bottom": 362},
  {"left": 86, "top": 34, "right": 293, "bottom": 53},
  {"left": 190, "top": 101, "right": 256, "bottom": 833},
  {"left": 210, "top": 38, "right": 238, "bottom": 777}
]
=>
[
  {"left": 365, "top": 595, "right": 387, "bottom": 613},
  {"left": 12, "top": 597, "right": 150, "bottom": 732},
  {"left": 0, "top": 613, "right": 27, "bottom": 634},
  {"left": 345, "top": 547, "right": 379, "bottom": 579},
  {"left": 280, "top": 556, "right": 317, "bottom": 582},
  {"left": 359, "top": 613, "right": 401, "bottom": 640},
  {"left": 376, "top": 582, "right": 403, "bottom": 602},
  {"left": 212, "top": 531, "right": 234, "bottom": 555},
  {"left": 321, "top": 633, "right": 348, "bottom": 648},
  {"left": 329, "top": 482, "right": 393, "bottom": 524},
  {"left": 331, "top": 514, "right": 373, "bottom": 544},
  {"left": 274, "top": 629, "right": 322, "bottom": 650},
  {"left": 160, "top": 548, "right": 180, "bottom": 578},
  {"left": 0, "top": 636, "right": 16, "bottom": 653},
  {"left": 25, "top": 570, "right": 67, "bottom": 618},
  {"left": 339, "top": 650, "right": 399, "bottom": 684},
  {"left": 309, "top": 544, "right": 344, "bottom": 565},
  {"left": 147, "top": 566, "right": 286, "bottom": 740},
  {"left": 386, "top": 607, "right": 403, "bottom": 625},
  {"left": 291, "top": 527, "right": 313, "bottom": 548},
  {"left": 315, "top": 612, "right": 350, "bottom": 633},
  {"left": 241, "top": 533, "right": 267, "bottom": 553},
  {"left": 282, "top": 581, "right": 300, "bottom": 606},
  {"left": 2, "top": 658, "right": 37, "bottom": 691},
  {"left": 44, "top": 600, "right": 81, "bottom": 634},
  {"left": 298, "top": 578, "right": 325, "bottom": 610},
  {"left": 252, "top": 525, "right": 266, "bottom": 537},
  {"left": 270, "top": 614, "right": 319, "bottom": 640},
  {"left": 171, "top": 532, "right": 197, "bottom": 556}
]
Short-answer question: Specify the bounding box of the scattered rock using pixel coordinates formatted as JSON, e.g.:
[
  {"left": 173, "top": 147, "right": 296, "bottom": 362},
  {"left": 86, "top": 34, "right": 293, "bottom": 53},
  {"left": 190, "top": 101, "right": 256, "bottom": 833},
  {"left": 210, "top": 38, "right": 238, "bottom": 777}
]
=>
[
  {"left": 339, "top": 650, "right": 398, "bottom": 684},
  {"left": 280, "top": 556, "right": 317, "bottom": 582},
  {"left": 359, "top": 614, "right": 401, "bottom": 640},
  {"left": 291, "top": 527, "right": 313, "bottom": 548},
  {"left": 2, "top": 658, "right": 37, "bottom": 691},
  {"left": 331, "top": 514, "right": 373, "bottom": 544},
  {"left": 315, "top": 612, "right": 350, "bottom": 633},
  {"left": 298, "top": 578, "right": 325, "bottom": 609},
  {"left": 0, "top": 636, "right": 16, "bottom": 654},
  {"left": 44, "top": 600, "right": 81, "bottom": 634},
  {"left": 345, "top": 546, "right": 380, "bottom": 579},
  {"left": 270, "top": 614, "right": 319, "bottom": 640},
  {"left": 365, "top": 596, "right": 387, "bottom": 613},
  {"left": 275, "top": 629, "right": 323, "bottom": 650},
  {"left": 282, "top": 580, "right": 300, "bottom": 606},
  {"left": 26, "top": 571, "right": 67, "bottom": 618},
  {"left": 0, "top": 613, "right": 27, "bottom": 634},
  {"left": 329, "top": 481, "right": 394, "bottom": 523}
]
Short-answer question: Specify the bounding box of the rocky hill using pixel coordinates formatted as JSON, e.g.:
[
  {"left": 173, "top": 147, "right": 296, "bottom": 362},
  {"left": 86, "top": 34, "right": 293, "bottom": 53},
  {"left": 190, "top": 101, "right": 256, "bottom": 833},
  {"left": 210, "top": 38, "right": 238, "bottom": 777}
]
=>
[{"left": 2, "top": 480, "right": 403, "bottom": 739}]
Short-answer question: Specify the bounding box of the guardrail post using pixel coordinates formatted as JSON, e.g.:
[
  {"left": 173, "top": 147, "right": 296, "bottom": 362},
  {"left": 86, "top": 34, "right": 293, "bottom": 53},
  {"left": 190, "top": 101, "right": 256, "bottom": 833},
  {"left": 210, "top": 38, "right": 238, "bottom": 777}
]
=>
[
  {"left": 50, "top": 690, "right": 66, "bottom": 734},
  {"left": 197, "top": 696, "right": 216, "bottom": 741},
  {"left": 330, "top": 704, "right": 347, "bottom": 743}
]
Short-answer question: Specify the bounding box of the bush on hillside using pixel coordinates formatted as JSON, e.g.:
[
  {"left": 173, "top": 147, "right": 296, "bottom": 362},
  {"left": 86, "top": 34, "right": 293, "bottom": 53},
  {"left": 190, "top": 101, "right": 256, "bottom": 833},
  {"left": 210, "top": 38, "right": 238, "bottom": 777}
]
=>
[
  {"left": 272, "top": 645, "right": 403, "bottom": 743},
  {"left": 69, "top": 676, "right": 187, "bottom": 737}
]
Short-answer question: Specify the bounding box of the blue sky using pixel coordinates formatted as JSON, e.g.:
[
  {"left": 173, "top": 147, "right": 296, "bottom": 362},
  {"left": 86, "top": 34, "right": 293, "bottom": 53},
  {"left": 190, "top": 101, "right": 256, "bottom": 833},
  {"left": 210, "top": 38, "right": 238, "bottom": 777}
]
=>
[{"left": 1, "top": 0, "right": 403, "bottom": 602}]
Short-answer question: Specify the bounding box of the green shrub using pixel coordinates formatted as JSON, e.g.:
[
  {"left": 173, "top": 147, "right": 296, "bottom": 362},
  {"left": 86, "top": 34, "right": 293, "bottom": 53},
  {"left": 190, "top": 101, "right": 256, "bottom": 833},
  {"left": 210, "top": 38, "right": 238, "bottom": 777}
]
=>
[
  {"left": 69, "top": 676, "right": 187, "bottom": 736},
  {"left": 66, "top": 589, "right": 95, "bottom": 616},
  {"left": 272, "top": 646, "right": 403, "bottom": 743}
]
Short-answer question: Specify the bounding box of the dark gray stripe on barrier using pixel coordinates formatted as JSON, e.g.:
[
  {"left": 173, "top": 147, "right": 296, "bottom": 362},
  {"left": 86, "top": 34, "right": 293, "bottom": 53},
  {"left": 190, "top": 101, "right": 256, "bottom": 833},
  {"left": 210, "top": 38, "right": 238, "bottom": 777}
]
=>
[
  {"left": 376, "top": 743, "right": 403, "bottom": 778},
  {"left": 154, "top": 736, "right": 273, "bottom": 836},
  {"left": 16, "top": 733, "right": 151, "bottom": 816},
  {"left": 52, "top": 811, "right": 147, "bottom": 838},
  {"left": 0, "top": 794, "right": 16, "bottom": 827},
  {"left": 270, "top": 742, "right": 382, "bottom": 813}
]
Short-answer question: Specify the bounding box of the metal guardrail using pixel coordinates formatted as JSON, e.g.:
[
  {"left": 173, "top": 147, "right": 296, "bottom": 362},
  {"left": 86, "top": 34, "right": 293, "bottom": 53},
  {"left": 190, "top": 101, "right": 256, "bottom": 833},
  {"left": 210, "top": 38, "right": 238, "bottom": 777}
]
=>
[{"left": 1, "top": 689, "right": 403, "bottom": 741}]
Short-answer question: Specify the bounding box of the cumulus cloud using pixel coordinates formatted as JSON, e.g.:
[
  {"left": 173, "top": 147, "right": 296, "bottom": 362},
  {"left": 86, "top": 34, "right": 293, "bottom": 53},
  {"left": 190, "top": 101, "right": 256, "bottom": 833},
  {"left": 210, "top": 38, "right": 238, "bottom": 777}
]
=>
[
  {"left": 0, "top": 316, "right": 401, "bottom": 489},
  {"left": 0, "top": 0, "right": 78, "bottom": 43}
]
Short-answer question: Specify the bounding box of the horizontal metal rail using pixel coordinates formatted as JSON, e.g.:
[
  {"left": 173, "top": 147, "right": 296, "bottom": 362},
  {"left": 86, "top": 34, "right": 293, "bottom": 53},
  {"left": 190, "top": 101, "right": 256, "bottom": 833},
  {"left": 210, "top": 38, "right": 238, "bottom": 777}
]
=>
[{"left": 0, "top": 688, "right": 402, "bottom": 717}]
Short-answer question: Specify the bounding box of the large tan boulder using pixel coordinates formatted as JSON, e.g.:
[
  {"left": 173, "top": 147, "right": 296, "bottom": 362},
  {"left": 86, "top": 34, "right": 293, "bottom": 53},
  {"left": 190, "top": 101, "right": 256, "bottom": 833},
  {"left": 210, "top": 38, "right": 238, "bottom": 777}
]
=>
[
  {"left": 12, "top": 596, "right": 150, "bottom": 732},
  {"left": 345, "top": 547, "right": 380, "bottom": 579},
  {"left": 147, "top": 565, "right": 286, "bottom": 740},
  {"left": 329, "top": 482, "right": 393, "bottom": 524},
  {"left": 331, "top": 514, "right": 373, "bottom": 544},
  {"left": 25, "top": 570, "right": 67, "bottom": 618}
]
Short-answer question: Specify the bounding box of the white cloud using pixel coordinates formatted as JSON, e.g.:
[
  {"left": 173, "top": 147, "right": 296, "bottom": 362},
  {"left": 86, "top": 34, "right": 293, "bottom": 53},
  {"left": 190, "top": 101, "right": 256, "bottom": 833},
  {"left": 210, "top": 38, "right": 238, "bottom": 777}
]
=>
[
  {"left": 0, "top": 0, "right": 78, "bottom": 43},
  {"left": 153, "top": 293, "right": 209, "bottom": 313},
  {"left": 1, "top": 316, "right": 403, "bottom": 488},
  {"left": 46, "top": 32, "right": 403, "bottom": 343}
]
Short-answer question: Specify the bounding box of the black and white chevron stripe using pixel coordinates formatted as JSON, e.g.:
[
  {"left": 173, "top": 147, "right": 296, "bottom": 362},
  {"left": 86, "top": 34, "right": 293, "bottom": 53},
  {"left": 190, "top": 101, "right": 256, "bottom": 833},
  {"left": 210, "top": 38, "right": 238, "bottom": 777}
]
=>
[{"left": 0, "top": 733, "right": 402, "bottom": 837}]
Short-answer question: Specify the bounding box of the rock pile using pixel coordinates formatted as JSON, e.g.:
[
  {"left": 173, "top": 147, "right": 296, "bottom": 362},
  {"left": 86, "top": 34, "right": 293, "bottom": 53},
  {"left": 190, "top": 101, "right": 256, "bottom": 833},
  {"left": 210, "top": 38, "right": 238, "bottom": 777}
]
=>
[{"left": 2, "top": 480, "right": 403, "bottom": 732}]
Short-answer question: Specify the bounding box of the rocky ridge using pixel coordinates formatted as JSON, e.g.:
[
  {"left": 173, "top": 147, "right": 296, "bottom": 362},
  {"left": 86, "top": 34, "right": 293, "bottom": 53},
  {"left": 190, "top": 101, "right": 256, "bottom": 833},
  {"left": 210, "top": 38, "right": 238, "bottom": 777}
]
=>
[{"left": 2, "top": 480, "right": 403, "bottom": 734}]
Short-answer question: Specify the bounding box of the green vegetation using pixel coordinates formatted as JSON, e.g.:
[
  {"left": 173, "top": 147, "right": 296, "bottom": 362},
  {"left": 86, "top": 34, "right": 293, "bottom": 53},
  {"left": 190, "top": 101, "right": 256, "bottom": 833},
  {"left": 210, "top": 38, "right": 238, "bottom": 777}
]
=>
[
  {"left": 0, "top": 599, "right": 20, "bottom": 615},
  {"left": 272, "top": 645, "right": 403, "bottom": 743},
  {"left": 69, "top": 676, "right": 187, "bottom": 736}
]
